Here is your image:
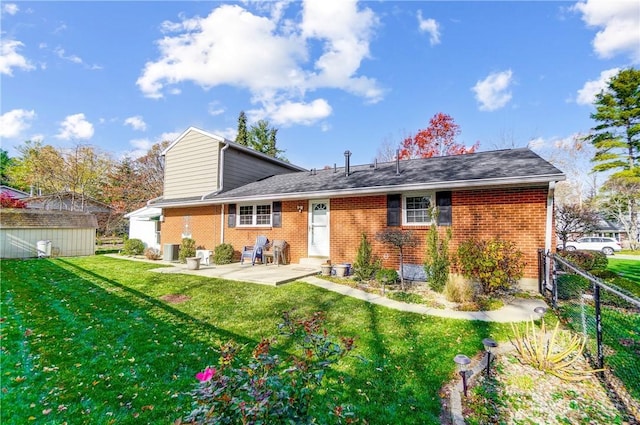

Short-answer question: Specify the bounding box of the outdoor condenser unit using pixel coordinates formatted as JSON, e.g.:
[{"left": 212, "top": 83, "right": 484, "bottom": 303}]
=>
[{"left": 163, "top": 243, "right": 180, "bottom": 262}]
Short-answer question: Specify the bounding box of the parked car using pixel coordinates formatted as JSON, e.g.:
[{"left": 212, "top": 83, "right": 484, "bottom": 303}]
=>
[{"left": 558, "top": 237, "right": 622, "bottom": 255}]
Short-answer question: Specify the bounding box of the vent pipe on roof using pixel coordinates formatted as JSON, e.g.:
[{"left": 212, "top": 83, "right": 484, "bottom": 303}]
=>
[
  {"left": 374, "top": 158, "right": 378, "bottom": 169},
  {"left": 395, "top": 149, "right": 400, "bottom": 175},
  {"left": 344, "top": 150, "right": 352, "bottom": 177},
  {"left": 334, "top": 163, "right": 337, "bottom": 173}
]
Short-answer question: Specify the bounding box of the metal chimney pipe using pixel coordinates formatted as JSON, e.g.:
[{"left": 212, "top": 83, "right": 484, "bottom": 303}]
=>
[
  {"left": 396, "top": 149, "right": 400, "bottom": 175},
  {"left": 344, "top": 150, "right": 351, "bottom": 177}
]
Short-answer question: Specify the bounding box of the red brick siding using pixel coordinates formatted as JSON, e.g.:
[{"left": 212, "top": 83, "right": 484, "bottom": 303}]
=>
[
  {"left": 223, "top": 201, "right": 308, "bottom": 262},
  {"left": 161, "top": 206, "right": 220, "bottom": 250},
  {"left": 327, "top": 188, "right": 548, "bottom": 279},
  {"left": 160, "top": 186, "right": 549, "bottom": 278}
]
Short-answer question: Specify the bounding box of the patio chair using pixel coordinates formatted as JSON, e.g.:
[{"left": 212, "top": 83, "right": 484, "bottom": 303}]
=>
[
  {"left": 240, "top": 235, "right": 269, "bottom": 265},
  {"left": 264, "top": 240, "right": 288, "bottom": 266}
]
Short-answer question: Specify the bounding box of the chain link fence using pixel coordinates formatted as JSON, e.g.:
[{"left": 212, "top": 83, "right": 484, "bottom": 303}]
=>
[{"left": 538, "top": 250, "right": 640, "bottom": 421}]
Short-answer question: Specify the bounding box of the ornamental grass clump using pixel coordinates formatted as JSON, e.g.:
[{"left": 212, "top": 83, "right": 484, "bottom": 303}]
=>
[
  {"left": 184, "top": 311, "right": 359, "bottom": 425},
  {"left": 510, "top": 318, "right": 604, "bottom": 381}
]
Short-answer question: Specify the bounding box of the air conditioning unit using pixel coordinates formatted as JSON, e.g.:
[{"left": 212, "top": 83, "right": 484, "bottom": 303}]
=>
[{"left": 163, "top": 244, "right": 180, "bottom": 262}]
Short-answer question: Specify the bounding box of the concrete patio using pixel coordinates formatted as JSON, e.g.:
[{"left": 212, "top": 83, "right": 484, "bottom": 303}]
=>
[{"left": 148, "top": 260, "right": 321, "bottom": 286}]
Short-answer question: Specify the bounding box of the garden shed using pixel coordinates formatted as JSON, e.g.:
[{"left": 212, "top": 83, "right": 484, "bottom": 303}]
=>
[{"left": 0, "top": 208, "right": 98, "bottom": 258}]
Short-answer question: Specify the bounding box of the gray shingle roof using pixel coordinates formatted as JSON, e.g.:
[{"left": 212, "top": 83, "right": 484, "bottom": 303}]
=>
[{"left": 206, "top": 148, "right": 564, "bottom": 202}]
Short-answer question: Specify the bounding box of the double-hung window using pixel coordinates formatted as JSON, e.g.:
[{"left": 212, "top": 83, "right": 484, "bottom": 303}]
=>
[
  {"left": 238, "top": 203, "right": 272, "bottom": 227},
  {"left": 403, "top": 193, "right": 433, "bottom": 225}
]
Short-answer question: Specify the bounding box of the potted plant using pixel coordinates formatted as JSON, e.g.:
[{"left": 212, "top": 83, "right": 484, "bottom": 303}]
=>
[
  {"left": 186, "top": 256, "right": 201, "bottom": 270},
  {"left": 320, "top": 261, "right": 332, "bottom": 276},
  {"left": 334, "top": 264, "right": 348, "bottom": 278}
]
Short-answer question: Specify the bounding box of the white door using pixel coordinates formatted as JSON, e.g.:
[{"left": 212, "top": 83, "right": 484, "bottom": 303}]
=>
[{"left": 308, "top": 200, "right": 329, "bottom": 257}]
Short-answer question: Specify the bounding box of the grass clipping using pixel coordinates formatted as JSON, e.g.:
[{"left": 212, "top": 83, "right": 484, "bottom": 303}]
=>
[{"left": 510, "top": 319, "right": 605, "bottom": 381}]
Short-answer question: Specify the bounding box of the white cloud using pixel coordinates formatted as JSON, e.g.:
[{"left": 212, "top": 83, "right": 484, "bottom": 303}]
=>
[
  {"left": 207, "top": 102, "right": 225, "bottom": 116},
  {"left": 127, "top": 138, "right": 153, "bottom": 158},
  {"left": 3, "top": 3, "right": 19, "bottom": 15},
  {"left": 260, "top": 98, "right": 333, "bottom": 126},
  {"left": 124, "top": 115, "right": 147, "bottom": 131},
  {"left": 54, "top": 46, "right": 102, "bottom": 69},
  {"left": 417, "top": 10, "right": 440, "bottom": 46},
  {"left": 159, "top": 131, "right": 181, "bottom": 143},
  {"left": 527, "top": 137, "right": 546, "bottom": 150},
  {"left": 0, "top": 39, "right": 34, "bottom": 75},
  {"left": 575, "top": 67, "right": 620, "bottom": 105},
  {"left": 573, "top": 0, "right": 640, "bottom": 63},
  {"left": 0, "top": 109, "right": 35, "bottom": 138},
  {"left": 472, "top": 70, "right": 514, "bottom": 111},
  {"left": 55, "top": 113, "right": 94, "bottom": 140},
  {"left": 137, "top": 0, "right": 381, "bottom": 126}
]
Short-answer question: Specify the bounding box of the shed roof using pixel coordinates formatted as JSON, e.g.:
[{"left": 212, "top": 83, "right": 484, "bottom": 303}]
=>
[{"left": 0, "top": 209, "right": 98, "bottom": 228}]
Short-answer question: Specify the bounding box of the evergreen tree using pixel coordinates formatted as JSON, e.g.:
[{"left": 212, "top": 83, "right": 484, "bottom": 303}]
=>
[
  {"left": 586, "top": 68, "right": 640, "bottom": 174},
  {"left": 585, "top": 68, "right": 640, "bottom": 249},
  {"left": 0, "top": 149, "right": 14, "bottom": 186},
  {"left": 248, "top": 119, "right": 285, "bottom": 159},
  {"left": 236, "top": 111, "right": 249, "bottom": 146}
]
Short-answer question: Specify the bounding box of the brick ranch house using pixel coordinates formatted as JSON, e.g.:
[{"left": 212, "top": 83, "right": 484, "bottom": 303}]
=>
[{"left": 148, "top": 127, "right": 565, "bottom": 290}]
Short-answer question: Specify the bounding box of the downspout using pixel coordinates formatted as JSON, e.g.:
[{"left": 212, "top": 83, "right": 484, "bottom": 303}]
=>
[
  {"left": 545, "top": 181, "right": 556, "bottom": 288},
  {"left": 545, "top": 181, "right": 555, "bottom": 253},
  {"left": 220, "top": 204, "right": 225, "bottom": 244}
]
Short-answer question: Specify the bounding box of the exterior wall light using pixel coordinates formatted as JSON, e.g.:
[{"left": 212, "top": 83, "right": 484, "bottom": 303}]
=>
[
  {"left": 453, "top": 354, "right": 471, "bottom": 397},
  {"left": 482, "top": 338, "right": 498, "bottom": 376},
  {"left": 297, "top": 204, "right": 304, "bottom": 213}
]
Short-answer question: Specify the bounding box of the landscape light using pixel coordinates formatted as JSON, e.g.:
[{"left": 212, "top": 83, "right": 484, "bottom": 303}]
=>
[
  {"left": 482, "top": 338, "right": 498, "bottom": 376},
  {"left": 453, "top": 354, "right": 471, "bottom": 397}
]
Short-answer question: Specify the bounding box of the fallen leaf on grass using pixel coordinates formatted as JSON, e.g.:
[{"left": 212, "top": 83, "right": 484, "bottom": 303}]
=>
[
  {"left": 42, "top": 409, "right": 52, "bottom": 415},
  {"left": 141, "top": 405, "right": 154, "bottom": 411}
]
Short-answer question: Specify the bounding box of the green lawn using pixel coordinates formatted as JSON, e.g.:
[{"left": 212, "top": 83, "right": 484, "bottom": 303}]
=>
[
  {"left": 608, "top": 257, "right": 640, "bottom": 287},
  {"left": 1, "top": 256, "right": 513, "bottom": 425}
]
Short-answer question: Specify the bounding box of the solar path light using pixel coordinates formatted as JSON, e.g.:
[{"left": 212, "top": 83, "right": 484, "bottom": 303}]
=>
[
  {"left": 453, "top": 354, "right": 471, "bottom": 397},
  {"left": 482, "top": 338, "right": 498, "bottom": 376}
]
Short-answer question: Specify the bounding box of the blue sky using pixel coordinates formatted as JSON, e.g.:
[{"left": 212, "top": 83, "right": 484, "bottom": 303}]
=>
[{"left": 1, "top": 0, "right": 639, "bottom": 172}]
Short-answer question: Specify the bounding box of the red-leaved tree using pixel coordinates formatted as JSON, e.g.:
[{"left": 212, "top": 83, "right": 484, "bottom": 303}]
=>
[
  {"left": 398, "top": 113, "right": 479, "bottom": 159},
  {"left": 0, "top": 193, "right": 27, "bottom": 208}
]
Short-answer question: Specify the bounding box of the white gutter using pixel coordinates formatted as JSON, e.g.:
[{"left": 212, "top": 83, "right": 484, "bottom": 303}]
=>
[{"left": 150, "top": 173, "right": 565, "bottom": 208}]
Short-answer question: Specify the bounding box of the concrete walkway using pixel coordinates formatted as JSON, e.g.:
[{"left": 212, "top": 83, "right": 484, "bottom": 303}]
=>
[{"left": 300, "top": 276, "right": 548, "bottom": 323}]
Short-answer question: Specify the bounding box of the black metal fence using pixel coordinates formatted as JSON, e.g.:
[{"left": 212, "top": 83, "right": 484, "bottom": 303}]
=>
[{"left": 538, "top": 250, "right": 640, "bottom": 419}]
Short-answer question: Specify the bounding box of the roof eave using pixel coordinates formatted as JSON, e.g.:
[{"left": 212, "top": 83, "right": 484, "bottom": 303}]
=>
[{"left": 157, "top": 173, "right": 565, "bottom": 207}]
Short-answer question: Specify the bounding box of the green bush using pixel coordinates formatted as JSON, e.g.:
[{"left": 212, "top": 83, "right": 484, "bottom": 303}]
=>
[
  {"left": 353, "top": 233, "right": 381, "bottom": 281},
  {"left": 121, "top": 238, "right": 145, "bottom": 255},
  {"left": 213, "top": 243, "right": 235, "bottom": 264},
  {"left": 375, "top": 268, "right": 399, "bottom": 284},
  {"left": 457, "top": 237, "right": 525, "bottom": 295},
  {"left": 179, "top": 238, "right": 196, "bottom": 263},
  {"left": 556, "top": 274, "right": 590, "bottom": 300},
  {"left": 557, "top": 250, "right": 608, "bottom": 271},
  {"left": 424, "top": 222, "right": 451, "bottom": 293},
  {"left": 387, "top": 291, "right": 423, "bottom": 304}
]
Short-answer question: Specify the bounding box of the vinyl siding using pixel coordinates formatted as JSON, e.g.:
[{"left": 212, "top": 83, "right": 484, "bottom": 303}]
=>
[
  {"left": 222, "top": 149, "right": 298, "bottom": 191},
  {"left": 164, "top": 130, "right": 221, "bottom": 199},
  {"left": 0, "top": 228, "right": 96, "bottom": 258}
]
